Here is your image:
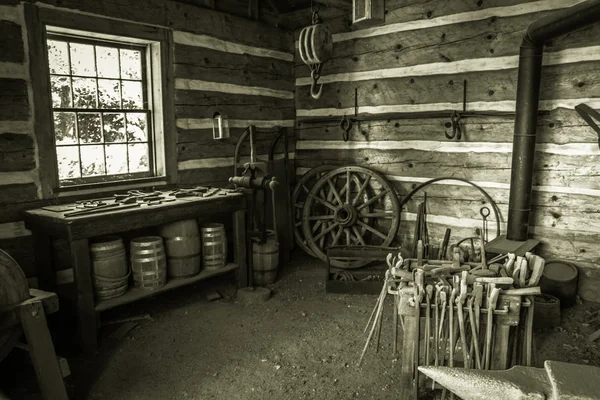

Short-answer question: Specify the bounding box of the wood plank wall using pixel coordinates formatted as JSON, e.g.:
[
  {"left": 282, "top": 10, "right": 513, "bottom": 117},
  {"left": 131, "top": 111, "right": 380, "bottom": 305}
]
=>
[
  {"left": 0, "top": 0, "right": 295, "bottom": 283},
  {"left": 290, "top": 0, "right": 600, "bottom": 301}
]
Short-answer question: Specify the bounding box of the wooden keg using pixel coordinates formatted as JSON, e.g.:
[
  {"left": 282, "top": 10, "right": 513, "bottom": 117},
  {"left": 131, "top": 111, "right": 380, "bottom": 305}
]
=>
[
  {"left": 90, "top": 236, "right": 129, "bottom": 300},
  {"left": 0, "top": 249, "right": 29, "bottom": 362},
  {"left": 130, "top": 236, "right": 167, "bottom": 290},
  {"left": 298, "top": 23, "right": 333, "bottom": 65},
  {"left": 252, "top": 231, "right": 279, "bottom": 285},
  {"left": 201, "top": 223, "right": 227, "bottom": 269},
  {"left": 160, "top": 220, "right": 202, "bottom": 278}
]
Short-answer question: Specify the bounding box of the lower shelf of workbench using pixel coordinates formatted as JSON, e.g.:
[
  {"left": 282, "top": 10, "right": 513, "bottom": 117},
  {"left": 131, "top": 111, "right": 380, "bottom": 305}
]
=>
[{"left": 95, "top": 263, "right": 238, "bottom": 312}]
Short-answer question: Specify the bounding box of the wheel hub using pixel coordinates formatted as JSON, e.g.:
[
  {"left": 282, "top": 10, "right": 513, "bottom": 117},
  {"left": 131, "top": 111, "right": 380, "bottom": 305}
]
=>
[{"left": 334, "top": 205, "right": 358, "bottom": 227}]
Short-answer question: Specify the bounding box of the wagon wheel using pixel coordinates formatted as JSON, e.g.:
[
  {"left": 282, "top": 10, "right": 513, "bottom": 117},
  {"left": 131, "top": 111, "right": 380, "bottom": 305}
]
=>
[
  {"left": 292, "top": 165, "right": 334, "bottom": 256},
  {"left": 0, "top": 249, "right": 30, "bottom": 361},
  {"left": 302, "top": 166, "right": 400, "bottom": 268}
]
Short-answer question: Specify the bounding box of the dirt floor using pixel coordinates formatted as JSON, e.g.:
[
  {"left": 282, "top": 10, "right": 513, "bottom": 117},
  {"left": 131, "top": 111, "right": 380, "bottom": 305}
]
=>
[{"left": 3, "top": 251, "right": 600, "bottom": 399}]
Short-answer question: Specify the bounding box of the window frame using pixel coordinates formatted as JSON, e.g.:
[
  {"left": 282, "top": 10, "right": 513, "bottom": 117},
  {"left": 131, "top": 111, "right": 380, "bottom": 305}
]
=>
[{"left": 24, "top": 4, "right": 176, "bottom": 197}]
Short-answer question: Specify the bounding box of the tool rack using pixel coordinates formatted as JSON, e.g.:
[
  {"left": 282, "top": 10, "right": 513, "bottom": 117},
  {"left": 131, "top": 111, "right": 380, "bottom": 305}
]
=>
[{"left": 395, "top": 260, "right": 533, "bottom": 400}]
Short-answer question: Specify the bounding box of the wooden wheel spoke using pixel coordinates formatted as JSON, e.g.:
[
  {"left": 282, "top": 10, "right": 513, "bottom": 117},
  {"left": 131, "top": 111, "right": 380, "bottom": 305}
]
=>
[
  {"left": 314, "top": 222, "right": 339, "bottom": 242},
  {"left": 331, "top": 226, "right": 344, "bottom": 247},
  {"left": 346, "top": 170, "right": 351, "bottom": 204},
  {"left": 319, "top": 222, "right": 328, "bottom": 249},
  {"left": 357, "top": 189, "right": 389, "bottom": 211},
  {"left": 356, "top": 220, "right": 388, "bottom": 240},
  {"left": 360, "top": 211, "right": 396, "bottom": 219},
  {"left": 302, "top": 184, "right": 310, "bottom": 194},
  {"left": 311, "top": 220, "right": 323, "bottom": 234},
  {"left": 326, "top": 178, "right": 344, "bottom": 205},
  {"left": 351, "top": 226, "right": 366, "bottom": 245},
  {"left": 313, "top": 195, "right": 337, "bottom": 211},
  {"left": 345, "top": 228, "right": 351, "bottom": 245},
  {"left": 352, "top": 175, "right": 371, "bottom": 206},
  {"left": 308, "top": 215, "right": 335, "bottom": 221}
]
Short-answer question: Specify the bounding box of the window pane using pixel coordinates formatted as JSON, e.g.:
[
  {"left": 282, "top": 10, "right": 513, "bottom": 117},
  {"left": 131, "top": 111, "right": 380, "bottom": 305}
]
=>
[
  {"left": 56, "top": 146, "right": 81, "bottom": 179},
  {"left": 128, "top": 143, "right": 149, "bottom": 172},
  {"left": 121, "top": 81, "right": 143, "bottom": 109},
  {"left": 70, "top": 43, "right": 96, "bottom": 77},
  {"left": 120, "top": 49, "right": 142, "bottom": 80},
  {"left": 51, "top": 76, "right": 72, "bottom": 108},
  {"left": 53, "top": 112, "right": 77, "bottom": 145},
  {"left": 98, "top": 79, "right": 120, "bottom": 108},
  {"left": 47, "top": 40, "right": 70, "bottom": 74},
  {"left": 72, "top": 78, "right": 98, "bottom": 108},
  {"left": 103, "top": 113, "right": 126, "bottom": 142},
  {"left": 126, "top": 113, "right": 147, "bottom": 142},
  {"left": 105, "top": 144, "right": 128, "bottom": 175},
  {"left": 77, "top": 113, "right": 102, "bottom": 144},
  {"left": 80, "top": 145, "right": 106, "bottom": 176},
  {"left": 96, "top": 46, "right": 120, "bottom": 78}
]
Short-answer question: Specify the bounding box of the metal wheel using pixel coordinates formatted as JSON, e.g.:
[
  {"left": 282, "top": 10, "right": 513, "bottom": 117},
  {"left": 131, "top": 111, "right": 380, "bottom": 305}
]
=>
[
  {"left": 302, "top": 166, "right": 400, "bottom": 268},
  {"left": 292, "top": 165, "right": 334, "bottom": 256},
  {"left": 0, "top": 249, "right": 29, "bottom": 361}
]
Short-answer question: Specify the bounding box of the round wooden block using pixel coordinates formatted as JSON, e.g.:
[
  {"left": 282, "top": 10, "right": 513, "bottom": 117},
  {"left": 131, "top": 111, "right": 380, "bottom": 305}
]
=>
[{"left": 236, "top": 287, "right": 272, "bottom": 305}]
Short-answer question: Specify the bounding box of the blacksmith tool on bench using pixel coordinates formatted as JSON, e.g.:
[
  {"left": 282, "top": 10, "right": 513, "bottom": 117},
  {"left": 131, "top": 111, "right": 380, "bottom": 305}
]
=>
[{"left": 419, "top": 360, "right": 600, "bottom": 400}]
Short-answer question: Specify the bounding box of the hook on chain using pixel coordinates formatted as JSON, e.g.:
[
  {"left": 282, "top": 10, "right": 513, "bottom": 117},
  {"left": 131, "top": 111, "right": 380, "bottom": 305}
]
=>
[{"left": 310, "top": 65, "right": 323, "bottom": 99}]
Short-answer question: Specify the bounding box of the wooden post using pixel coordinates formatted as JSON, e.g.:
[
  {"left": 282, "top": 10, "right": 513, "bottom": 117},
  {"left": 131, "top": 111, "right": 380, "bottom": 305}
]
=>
[
  {"left": 233, "top": 209, "right": 248, "bottom": 287},
  {"left": 20, "top": 300, "right": 69, "bottom": 400},
  {"left": 69, "top": 237, "right": 97, "bottom": 354},
  {"left": 399, "top": 290, "right": 417, "bottom": 400},
  {"left": 31, "top": 231, "right": 56, "bottom": 291},
  {"left": 249, "top": 0, "right": 259, "bottom": 20}
]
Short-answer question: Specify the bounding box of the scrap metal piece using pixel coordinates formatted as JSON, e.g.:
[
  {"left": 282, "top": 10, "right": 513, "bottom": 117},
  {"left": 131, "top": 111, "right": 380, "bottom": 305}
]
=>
[{"left": 419, "top": 361, "right": 600, "bottom": 400}]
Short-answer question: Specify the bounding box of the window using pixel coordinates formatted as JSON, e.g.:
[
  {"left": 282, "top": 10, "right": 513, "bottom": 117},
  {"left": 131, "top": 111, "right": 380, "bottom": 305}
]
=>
[
  {"left": 48, "top": 35, "right": 152, "bottom": 185},
  {"left": 25, "top": 5, "right": 176, "bottom": 195}
]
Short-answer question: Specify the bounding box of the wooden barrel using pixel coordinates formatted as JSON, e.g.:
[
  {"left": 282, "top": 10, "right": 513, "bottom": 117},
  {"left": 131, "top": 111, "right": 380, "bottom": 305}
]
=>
[
  {"left": 160, "top": 220, "right": 201, "bottom": 278},
  {"left": 252, "top": 232, "right": 279, "bottom": 285},
  {"left": 533, "top": 294, "right": 561, "bottom": 329},
  {"left": 90, "top": 236, "right": 129, "bottom": 300},
  {"left": 540, "top": 259, "right": 579, "bottom": 307},
  {"left": 201, "top": 223, "right": 227, "bottom": 269},
  {"left": 130, "top": 236, "right": 167, "bottom": 290}
]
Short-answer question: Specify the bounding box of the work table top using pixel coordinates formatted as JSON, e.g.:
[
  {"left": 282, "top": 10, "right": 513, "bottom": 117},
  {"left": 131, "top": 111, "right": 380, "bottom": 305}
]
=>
[{"left": 22, "top": 190, "right": 246, "bottom": 239}]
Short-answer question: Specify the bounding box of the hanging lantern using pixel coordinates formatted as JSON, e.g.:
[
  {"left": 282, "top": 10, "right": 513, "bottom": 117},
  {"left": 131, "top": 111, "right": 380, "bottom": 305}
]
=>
[{"left": 298, "top": 6, "right": 333, "bottom": 99}]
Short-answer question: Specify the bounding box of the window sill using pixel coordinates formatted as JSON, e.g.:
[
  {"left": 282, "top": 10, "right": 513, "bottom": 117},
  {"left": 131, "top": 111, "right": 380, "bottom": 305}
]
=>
[{"left": 53, "top": 177, "right": 170, "bottom": 199}]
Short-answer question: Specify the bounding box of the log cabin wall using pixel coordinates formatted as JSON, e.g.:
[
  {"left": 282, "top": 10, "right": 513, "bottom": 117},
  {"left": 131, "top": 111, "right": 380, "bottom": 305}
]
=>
[
  {"left": 0, "top": 0, "right": 295, "bottom": 284},
  {"left": 291, "top": 0, "right": 600, "bottom": 301}
]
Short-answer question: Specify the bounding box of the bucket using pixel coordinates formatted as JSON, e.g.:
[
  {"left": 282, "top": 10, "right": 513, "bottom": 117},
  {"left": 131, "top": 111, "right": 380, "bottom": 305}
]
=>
[
  {"left": 540, "top": 259, "right": 579, "bottom": 307},
  {"left": 201, "top": 223, "right": 227, "bottom": 269},
  {"left": 90, "top": 236, "right": 129, "bottom": 300},
  {"left": 160, "top": 220, "right": 201, "bottom": 278},
  {"left": 533, "top": 294, "right": 561, "bottom": 329},
  {"left": 252, "top": 232, "right": 279, "bottom": 285},
  {"left": 130, "top": 236, "right": 167, "bottom": 290}
]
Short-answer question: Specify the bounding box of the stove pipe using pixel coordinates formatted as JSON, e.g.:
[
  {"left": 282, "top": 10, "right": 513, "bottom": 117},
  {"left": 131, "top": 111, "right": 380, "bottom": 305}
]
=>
[{"left": 507, "top": 0, "right": 600, "bottom": 241}]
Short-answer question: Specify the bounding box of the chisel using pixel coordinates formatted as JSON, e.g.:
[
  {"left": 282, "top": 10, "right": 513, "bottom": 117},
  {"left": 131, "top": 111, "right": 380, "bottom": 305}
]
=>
[
  {"left": 413, "top": 269, "right": 425, "bottom": 398},
  {"left": 455, "top": 271, "right": 470, "bottom": 368},
  {"left": 483, "top": 284, "right": 500, "bottom": 370},
  {"left": 425, "top": 285, "right": 433, "bottom": 367}
]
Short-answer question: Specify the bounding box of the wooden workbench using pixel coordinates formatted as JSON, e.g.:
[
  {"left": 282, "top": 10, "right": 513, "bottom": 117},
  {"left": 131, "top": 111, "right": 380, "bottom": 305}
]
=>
[{"left": 22, "top": 192, "right": 247, "bottom": 354}]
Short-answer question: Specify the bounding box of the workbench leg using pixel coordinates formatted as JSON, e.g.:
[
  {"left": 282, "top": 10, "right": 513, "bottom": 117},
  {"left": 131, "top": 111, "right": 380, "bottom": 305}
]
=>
[
  {"left": 70, "top": 238, "right": 97, "bottom": 355},
  {"left": 20, "top": 300, "right": 69, "bottom": 400},
  {"left": 399, "top": 315, "right": 416, "bottom": 400},
  {"left": 32, "top": 232, "right": 55, "bottom": 291},
  {"left": 233, "top": 209, "right": 248, "bottom": 288}
]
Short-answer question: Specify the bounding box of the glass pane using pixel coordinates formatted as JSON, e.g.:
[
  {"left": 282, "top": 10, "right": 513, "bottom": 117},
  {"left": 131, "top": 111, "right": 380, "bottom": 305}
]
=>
[
  {"left": 105, "top": 144, "right": 128, "bottom": 175},
  {"left": 103, "top": 113, "right": 126, "bottom": 142},
  {"left": 77, "top": 113, "right": 102, "bottom": 144},
  {"left": 56, "top": 146, "right": 81, "bottom": 180},
  {"left": 121, "top": 81, "right": 143, "bottom": 109},
  {"left": 96, "top": 46, "right": 120, "bottom": 78},
  {"left": 72, "top": 78, "right": 98, "bottom": 108},
  {"left": 47, "top": 40, "right": 70, "bottom": 74},
  {"left": 98, "top": 79, "right": 120, "bottom": 109},
  {"left": 53, "top": 112, "right": 77, "bottom": 145},
  {"left": 128, "top": 143, "right": 149, "bottom": 173},
  {"left": 50, "top": 76, "right": 72, "bottom": 108},
  {"left": 80, "top": 145, "right": 105, "bottom": 177},
  {"left": 120, "top": 49, "right": 142, "bottom": 80},
  {"left": 126, "top": 113, "right": 147, "bottom": 142},
  {"left": 70, "top": 43, "right": 96, "bottom": 77}
]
